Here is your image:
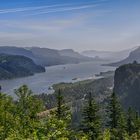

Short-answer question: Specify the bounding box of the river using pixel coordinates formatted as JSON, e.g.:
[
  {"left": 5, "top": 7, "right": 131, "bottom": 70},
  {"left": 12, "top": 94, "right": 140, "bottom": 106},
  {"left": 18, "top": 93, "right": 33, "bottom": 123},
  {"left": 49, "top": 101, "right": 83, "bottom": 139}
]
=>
[{"left": 0, "top": 60, "right": 115, "bottom": 97}]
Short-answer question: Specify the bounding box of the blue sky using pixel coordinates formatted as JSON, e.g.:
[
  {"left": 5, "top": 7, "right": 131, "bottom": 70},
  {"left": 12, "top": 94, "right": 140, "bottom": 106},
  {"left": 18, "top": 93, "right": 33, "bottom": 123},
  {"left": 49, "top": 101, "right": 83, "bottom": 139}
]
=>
[{"left": 0, "top": 0, "right": 140, "bottom": 51}]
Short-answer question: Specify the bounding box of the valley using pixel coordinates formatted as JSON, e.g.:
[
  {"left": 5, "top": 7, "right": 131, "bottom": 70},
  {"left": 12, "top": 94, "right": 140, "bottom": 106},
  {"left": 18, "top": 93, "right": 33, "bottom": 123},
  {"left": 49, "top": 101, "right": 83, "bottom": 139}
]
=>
[{"left": 0, "top": 60, "right": 115, "bottom": 97}]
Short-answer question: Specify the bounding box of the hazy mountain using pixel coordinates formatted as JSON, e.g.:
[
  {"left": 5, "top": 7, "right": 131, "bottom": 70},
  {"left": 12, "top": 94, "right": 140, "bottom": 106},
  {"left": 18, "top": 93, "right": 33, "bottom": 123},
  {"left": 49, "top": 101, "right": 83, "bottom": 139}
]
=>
[
  {"left": 0, "top": 46, "right": 94, "bottom": 67},
  {"left": 0, "top": 54, "right": 45, "bottom": 80},
  {"left": 109, "top": 46, "right": 140, "bottom": 66},
  {"left": 29, "top": 47, "right": 63, "bottom": 66},
  {"left": 0, "top": 46, "right": 37, "bottom": 61},
  {"left": 81, "top": 48, "right": 134, "bottom": 61},
  {"left": 59, "top": 49, "right": 92, "bottom": 60},
  {"left": 30, "top": 47, "right": 93, "bottom": 66}
]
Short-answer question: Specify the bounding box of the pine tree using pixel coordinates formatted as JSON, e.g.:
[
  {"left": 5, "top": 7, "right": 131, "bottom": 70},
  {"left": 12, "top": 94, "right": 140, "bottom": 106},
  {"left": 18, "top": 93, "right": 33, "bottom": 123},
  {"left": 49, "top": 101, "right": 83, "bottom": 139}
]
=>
[
  {"left": 126, "top": 107, "right": 140, "bottom": 136},
  {"left": 45, "top": 89, "right": 73, "bottom": 139},
  {"left": 81, "top": 92, "right": 101, "bottom": 140},
  {"left": 55, "top": 89, "right": 70, "bottom": 120},
  {"left": 107, "top": 92, "right": 122, "bottom": 129},
  {"left": 135, "top": 111, "right": 140, "bottom": 133},
  {"left": 117, "top": 111, "right": 128, "bottom": 140},
  {"left": 0, "top": 93, "right": 15, "bottom": 140},
  {"left": 14, "top": 85, "right": 43, "bottom": 138},
  {"left": 106, "top": 92, "right": 128, "bottom": 139}
]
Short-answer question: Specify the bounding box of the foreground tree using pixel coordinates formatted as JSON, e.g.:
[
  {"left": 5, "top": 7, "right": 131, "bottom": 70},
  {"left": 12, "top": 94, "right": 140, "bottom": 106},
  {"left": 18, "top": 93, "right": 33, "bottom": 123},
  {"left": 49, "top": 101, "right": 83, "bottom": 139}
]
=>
[
  {"left": 45, "top": 89, "right": 73, "bottom": 139},
  {"left": 107, "top": 92, "right": 122, "bottom": 129},
  {"left": 55, "top": 89, "right": 70, "bottom": 120},
  {"left": 81, "top": 92, "right": 101, "bottom": 140},
  {"left": 126, "top": 107, "right": 140, "bottom": 136},
  {"left": 13, "top": 85, "right": 43, "bottom": 138},
  {"left": 107, "top": 92, "right": 128, "bottom": 139},
  {"left": 0, "top": 93, "right": 15, "bottom": 140}
]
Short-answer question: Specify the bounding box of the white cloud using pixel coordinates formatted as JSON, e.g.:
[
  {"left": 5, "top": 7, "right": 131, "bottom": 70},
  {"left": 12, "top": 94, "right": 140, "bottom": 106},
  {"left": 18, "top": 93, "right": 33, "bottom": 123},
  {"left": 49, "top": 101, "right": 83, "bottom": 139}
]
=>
[
  {"left": 29, "top": 4, "right": 98, "bottom": 16},
  {"left": 0, "top": 4, "right": 69, "bottom": 14},
  {"left": 0, "top": 0, "right": 106, "bottom": 15}
]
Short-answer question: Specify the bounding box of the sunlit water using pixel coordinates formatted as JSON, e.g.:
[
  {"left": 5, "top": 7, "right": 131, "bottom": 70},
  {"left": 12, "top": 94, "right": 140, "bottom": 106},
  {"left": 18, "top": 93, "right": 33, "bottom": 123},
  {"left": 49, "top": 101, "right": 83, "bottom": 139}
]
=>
[{"left": 0, "top": 61, "right": 115, "bottom": 97}]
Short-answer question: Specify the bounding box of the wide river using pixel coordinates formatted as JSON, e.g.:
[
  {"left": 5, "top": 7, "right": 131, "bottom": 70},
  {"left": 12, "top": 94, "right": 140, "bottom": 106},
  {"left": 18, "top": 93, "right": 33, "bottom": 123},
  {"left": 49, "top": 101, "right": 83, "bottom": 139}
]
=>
[{"left": 0, "top": 61, "right": 115, "bottom": 97}]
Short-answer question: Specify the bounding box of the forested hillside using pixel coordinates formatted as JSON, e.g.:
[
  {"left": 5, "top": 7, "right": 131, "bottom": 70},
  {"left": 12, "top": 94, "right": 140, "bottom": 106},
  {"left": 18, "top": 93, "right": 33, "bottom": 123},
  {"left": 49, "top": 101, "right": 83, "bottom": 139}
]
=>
[
  {"left": 1, "top": 64, "right": 140, "bottom": 139},
  {"left": 1, "top": 84, "right": 140, "bottom": 139},
  {"left": 0, "top": 54, "right": 45, "bottom": 80}
]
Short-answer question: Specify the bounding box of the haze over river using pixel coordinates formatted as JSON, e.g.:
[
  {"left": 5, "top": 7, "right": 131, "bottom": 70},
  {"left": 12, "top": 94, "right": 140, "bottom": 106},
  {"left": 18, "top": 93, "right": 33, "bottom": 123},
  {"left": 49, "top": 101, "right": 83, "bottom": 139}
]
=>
[{"left": 0, "top": 61, "right": 115, "bottom": 97}]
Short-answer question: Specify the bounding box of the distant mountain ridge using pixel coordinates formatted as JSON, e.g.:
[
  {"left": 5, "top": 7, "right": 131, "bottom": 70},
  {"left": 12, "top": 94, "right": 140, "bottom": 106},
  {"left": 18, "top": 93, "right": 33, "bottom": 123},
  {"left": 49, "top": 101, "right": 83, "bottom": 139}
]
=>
[
  {"left": 81, "top": 48, "right": 134, "bottom": 61},
  {"left": 109, "top": 46, "right": 140, "bottom": 66},
  {"left": 0, "top": 46, "right": 94, "bottom": 66},
  {"left": 0, "top": 54, "right": 45, "bottom": 80}
]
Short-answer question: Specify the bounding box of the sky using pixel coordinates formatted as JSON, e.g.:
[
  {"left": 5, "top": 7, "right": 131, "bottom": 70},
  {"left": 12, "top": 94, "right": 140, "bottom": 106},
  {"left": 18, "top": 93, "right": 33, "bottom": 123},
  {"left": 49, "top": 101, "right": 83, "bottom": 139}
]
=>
[{"left": 0, "top": 0, "right": 140, "bottom": 52}]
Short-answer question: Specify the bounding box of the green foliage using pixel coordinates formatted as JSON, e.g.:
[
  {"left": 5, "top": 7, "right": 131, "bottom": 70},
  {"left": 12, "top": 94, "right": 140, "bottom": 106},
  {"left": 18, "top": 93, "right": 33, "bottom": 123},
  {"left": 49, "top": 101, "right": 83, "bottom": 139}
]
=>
[
  {"left": 1, "top": 84, "right": 140, "bottom": 139},
  {"left": 103, "top": 129, "right": 111, "bottom": 140},
  {"left": 81, "top": 92, "right": 101, "bottom": 140},
  {"left": 126, "top": 107, "right": 140, "bottom": 136},
  {"left": 55, "top": 89, "right": 70, "bottom": 121},
  {"left": 14, "top": 85, "right": 43, "bottom": 138},
  {"left": 45, "top": 116, "right": 72, "bottom": 139},
  {"left": 106, "top": 92, "right": 129, "bottom": 140},
  {"left": 44, "top": 89, "right": 73, "bottom": 139},
  {"left": 107, "top": 92, "right": 122, "bottom": 129},
  {"left": 0, "top": 93, "right": 15, "bottom": 140}
]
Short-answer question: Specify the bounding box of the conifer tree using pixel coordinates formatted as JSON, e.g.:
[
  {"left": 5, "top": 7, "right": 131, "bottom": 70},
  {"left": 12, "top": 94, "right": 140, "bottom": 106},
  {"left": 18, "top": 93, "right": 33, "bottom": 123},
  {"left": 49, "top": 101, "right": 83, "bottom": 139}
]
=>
[
  {"left": 107, "top": 92, "right": 122, "bottom": 129},
  {"left": 45, "top": 89, "right": 73, "bottom": 139},
  {"left": 55, "top": 89, "right": 70, "bottom": 120},
  {"left": 81, "top": 92, "right": 101, "bottom": 140},
  {"left": 117, "top": 111, "right": 128, "bottom": 140},
  {"left": 14, "top": 85, "right": 43, "bottom": 138},
  {"left": 127, "top": 107, "right": 135, "bottom": 136},
  {"left": 106, "top": 92, "right": 128, "bottom": 139},
  {"left": 134, "top": 111, "right": 140, "bottom": 133},
  {"left": 126, "top": 107, "right": 140, "bottom": 136},
  {"left": 0, "top": 93, "right": 15, "bottom": 140}
]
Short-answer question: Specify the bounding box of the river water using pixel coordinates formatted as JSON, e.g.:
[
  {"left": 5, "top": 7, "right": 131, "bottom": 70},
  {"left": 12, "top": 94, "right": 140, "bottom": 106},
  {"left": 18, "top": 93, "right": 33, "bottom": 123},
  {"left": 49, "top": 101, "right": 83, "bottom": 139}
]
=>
[{"left": 0, "top": 61, "right": 115, "bottom": 97}]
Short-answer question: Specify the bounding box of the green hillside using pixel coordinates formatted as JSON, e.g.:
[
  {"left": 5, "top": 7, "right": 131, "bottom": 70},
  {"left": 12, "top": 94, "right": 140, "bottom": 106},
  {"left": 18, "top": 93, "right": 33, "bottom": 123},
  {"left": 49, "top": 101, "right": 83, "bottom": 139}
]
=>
[{"left": 0, "top": 54, "right": 45, "bottom": 80}]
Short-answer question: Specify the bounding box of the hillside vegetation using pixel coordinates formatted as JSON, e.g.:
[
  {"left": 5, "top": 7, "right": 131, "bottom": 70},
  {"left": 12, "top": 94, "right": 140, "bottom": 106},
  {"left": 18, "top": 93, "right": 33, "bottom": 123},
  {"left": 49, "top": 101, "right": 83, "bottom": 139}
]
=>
[
  {"left": 0, "top": 54, "right": 45, "bottom": 80},
  {"left": 0, "top": 62, "right": 140, "bottom": 139},
  {"left": 1, "top": 84, "right": 140, "bottom": 139}
]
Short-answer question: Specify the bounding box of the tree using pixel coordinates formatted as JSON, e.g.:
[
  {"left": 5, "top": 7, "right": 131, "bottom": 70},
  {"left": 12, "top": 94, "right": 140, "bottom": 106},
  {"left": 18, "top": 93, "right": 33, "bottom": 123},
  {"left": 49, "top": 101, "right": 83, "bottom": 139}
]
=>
[
  {"left": 0, "top": 93, "right": 15, "bottom": 140},
  {"left": 126, "top": 107, "right": 140, "bottom": 136},
  {"left": 103, "top": 129, "right": 111, "bottom": 140},
  {"left": 14, "top": 85, "right": 43, "bottom": 138},
  {"left": 55, "top": 89, "right": 70, "bottom": 120},
  {"left": 117, "top": 111, "right": 128, "bottom": 140},
  {"left": 45, "top": 89, "right": 73, "bottom": 139},
  {"left": 106, "top": 92, "right": 128, "bottom": 139},
  {"left": 81, "top": 92, "right": 101, "bottom": 140},
  {"left": 107, "top": 92, "right": 122, "bottom": 129}
]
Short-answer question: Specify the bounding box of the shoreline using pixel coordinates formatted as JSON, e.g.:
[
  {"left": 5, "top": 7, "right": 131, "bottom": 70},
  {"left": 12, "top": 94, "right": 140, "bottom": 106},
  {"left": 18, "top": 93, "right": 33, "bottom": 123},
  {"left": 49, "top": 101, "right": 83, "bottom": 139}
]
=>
[{"left": 50, "top": 70, "right": 114, "bottom": 94}]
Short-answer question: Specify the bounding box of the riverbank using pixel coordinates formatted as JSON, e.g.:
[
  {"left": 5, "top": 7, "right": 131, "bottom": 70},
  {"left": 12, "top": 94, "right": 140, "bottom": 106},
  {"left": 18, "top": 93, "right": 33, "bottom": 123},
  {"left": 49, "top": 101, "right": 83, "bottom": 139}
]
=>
[
  {"left": 36, "top": 70, "right": 114, "bottom": 108},
  {"left": 0, "top": 61, "right": 115, "bottom": 96}
]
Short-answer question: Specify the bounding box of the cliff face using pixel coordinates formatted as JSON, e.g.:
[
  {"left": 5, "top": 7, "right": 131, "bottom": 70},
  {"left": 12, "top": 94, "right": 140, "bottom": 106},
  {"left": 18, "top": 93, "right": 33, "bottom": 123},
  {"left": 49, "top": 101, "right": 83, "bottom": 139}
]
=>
[{"left": 114, "top": 62, "right": 140, "bottom": 110}]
